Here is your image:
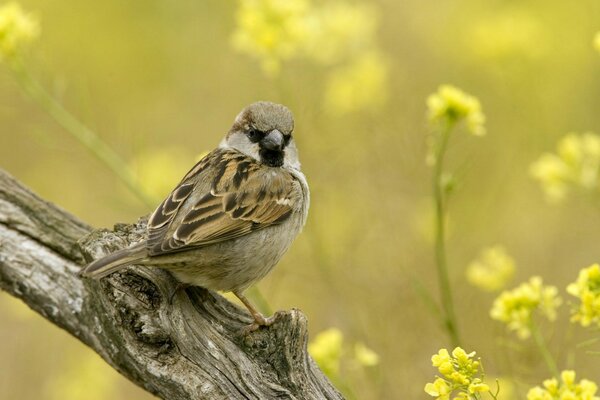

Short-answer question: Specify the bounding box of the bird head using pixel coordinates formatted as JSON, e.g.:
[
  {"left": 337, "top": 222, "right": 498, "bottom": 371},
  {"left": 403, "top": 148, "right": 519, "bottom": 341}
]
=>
[{"left": 222, "top": 101, "right": 300, "bottom": 169}]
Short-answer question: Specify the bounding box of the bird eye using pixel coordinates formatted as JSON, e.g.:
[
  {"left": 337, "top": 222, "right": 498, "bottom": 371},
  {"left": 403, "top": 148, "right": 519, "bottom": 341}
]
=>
[{"left": 246, "top": 129, "right": 264, "bottom": 142}]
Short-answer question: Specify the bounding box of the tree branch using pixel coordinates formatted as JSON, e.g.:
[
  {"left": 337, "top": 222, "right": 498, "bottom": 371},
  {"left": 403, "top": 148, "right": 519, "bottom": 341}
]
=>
[{"left": 0, "top": 169, "right": 343, "bottom": 400}]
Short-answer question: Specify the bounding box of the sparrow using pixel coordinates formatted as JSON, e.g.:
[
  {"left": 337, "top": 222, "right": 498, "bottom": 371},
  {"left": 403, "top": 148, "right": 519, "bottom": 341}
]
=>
[{"left": 79, "top": 101, "right": 310, "bottom": 331}]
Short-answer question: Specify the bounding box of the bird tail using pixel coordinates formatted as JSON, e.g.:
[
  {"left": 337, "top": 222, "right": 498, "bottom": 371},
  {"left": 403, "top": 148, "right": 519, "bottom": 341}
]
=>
[{"left": 79, "top": 243, "right": 147, "bottom": 279}]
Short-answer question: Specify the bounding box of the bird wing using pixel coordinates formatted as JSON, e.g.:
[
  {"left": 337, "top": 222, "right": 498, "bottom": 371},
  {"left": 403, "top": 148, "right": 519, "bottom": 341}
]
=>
[{"left": 145, "top": 149, "right": 299, "bottom": 256}]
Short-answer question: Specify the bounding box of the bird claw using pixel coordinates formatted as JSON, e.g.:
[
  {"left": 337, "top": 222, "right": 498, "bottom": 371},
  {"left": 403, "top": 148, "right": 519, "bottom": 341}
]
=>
[{"left": 238, "top": 314, "right": 277, "bottom": 335}]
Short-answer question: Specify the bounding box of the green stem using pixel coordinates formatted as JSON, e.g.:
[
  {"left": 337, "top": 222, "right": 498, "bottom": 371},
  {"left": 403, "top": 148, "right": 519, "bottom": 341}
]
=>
[
  {"left": 432, "top": 121, "right": 460, "bottom": 347},
  {"left": 531, "top": 321, "right": 559, "bottom": 377},
  {"left": 9, "top": 59, "right": 155, "bottom": 207}
]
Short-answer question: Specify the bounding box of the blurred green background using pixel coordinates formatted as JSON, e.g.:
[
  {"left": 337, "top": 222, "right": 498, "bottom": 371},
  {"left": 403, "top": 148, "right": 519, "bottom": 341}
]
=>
[{"left": 1, "top": 0, "right": 600, "bottom": 399}]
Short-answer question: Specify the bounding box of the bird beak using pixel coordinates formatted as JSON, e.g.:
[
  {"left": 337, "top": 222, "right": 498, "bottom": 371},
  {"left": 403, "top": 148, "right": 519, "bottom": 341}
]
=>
[{"left": 261, "top": 129, "right": 284, "bottom": 151}]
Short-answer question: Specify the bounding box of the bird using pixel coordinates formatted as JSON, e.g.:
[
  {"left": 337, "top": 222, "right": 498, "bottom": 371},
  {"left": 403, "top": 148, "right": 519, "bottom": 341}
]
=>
[{"left": 79, "top": 101, "right": 310, "bottom": 331}]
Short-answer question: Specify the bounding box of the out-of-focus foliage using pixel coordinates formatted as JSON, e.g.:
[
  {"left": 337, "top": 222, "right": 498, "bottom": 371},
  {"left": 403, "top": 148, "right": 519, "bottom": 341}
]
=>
[{"left": 2, "top": 0, "right": 600, "bottom": 399}]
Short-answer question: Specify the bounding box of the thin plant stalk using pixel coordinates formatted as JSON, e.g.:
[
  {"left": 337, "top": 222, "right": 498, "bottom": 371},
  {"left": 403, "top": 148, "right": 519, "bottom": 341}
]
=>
[
  {"left": 531, "top": 321, "right": 559, "bottom": 377},
  {"left": 432, "top": 120, "right": 461, "bottom": 347},
  {"left": 9, "top": 59, "right": 156, "bottom": 207}
]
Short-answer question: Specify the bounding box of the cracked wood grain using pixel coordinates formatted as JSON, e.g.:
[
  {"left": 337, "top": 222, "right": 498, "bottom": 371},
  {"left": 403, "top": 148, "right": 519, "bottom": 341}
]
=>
[{"left": 0, "top": 169, "right": 343, "bottom": 400}]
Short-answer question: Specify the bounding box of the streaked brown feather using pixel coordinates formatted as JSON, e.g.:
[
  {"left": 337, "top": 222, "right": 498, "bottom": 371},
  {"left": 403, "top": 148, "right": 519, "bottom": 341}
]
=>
[{"left": 146, "top": 148, "right": 299, "bottom": 256}]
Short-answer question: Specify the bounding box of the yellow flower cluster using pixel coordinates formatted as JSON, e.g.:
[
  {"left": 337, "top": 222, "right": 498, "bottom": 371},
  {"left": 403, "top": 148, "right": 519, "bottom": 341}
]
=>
[
  {"left": 527, "top": 370, "right": 599, "bottom": 400},
  {"left": 567, "top": 264, "right": 600, "bottom": 328},
  {"left": 0, "top": 2, "right": 38, "bottom": 62},
  {"left": 427, "top": 85, "right": 486, "bottom": 136},
  {"left": 466, "top": 246, "right": 516, "bottom": 292},
  {"left": 424, "top": 347, "right": 490, "bottom": 400},
  {"left": 232, "top": 0, "right": 389, "bottom": 114},
  {"left": 594, "top": 32, "right": 600, "bottom": 54},
  {"left": 490, "top": 276, "right": 562, "bottom": 339},
  {"left": 530, "top": 132, "right": 600, "bottom": 202}
]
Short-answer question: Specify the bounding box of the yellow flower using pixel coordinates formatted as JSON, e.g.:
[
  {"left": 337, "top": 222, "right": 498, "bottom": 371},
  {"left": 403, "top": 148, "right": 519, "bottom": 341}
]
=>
[
  {"left": 353, "top": 342, "right": 379, "bottom": 367},
  {"left": 527, "top": 370, "right": 599, "bottom": 400},
  {"left": 308, "top": 328, "right": 343, "bottom": 378},
  {"left": 427, "top": 85, "right": 486, "bottom": 136},
  {"left": 468, "top": 378, "right": 490, "bottom": 394},
  {"left": 567, "top": 264, "right": 600, "bottom": 327},
  {"left": 425, "top": 378, "right": 452, "bottom": 400},
  {"left": 530, "top": 132, "right": 600, "bottom": 202},
  {"left": 490, "top": 276, "right": 562, "bottom": 339},
  {"left": 231, "top": 0, "right": 310, "bottom": 75},
  {"left": 466, "top": 245, "right": 516, "bottom": 292},
  {"left": 425, "top": 347, "right": 491, "bottom": 399},
  {"left": 323, "top": 51, "right": 389, "bottom": 115},
  {"left": 594, "top": 32, "right": 600, "bottom": 54},
  {"left": 0, "top": 2, "right": 39, "bottom": 61}
]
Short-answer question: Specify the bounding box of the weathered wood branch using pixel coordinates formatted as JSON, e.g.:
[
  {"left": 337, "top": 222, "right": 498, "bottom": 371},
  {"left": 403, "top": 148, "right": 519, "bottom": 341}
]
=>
[{"left": 0, "top": 169, "right": 343, "bottom": 400}]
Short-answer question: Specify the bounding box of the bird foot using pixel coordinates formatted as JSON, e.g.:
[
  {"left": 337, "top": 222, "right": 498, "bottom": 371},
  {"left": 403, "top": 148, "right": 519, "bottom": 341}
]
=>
[{"left": 239, "top": 313, "right": 277, "bottom": 335}]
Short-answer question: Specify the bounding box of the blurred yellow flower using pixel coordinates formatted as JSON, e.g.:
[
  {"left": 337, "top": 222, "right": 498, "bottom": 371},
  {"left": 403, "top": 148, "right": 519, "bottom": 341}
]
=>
[
  {"left": 527, "top": 370, "right": 599, "bottom": 400},
  {"left": 427, "top": 85, "right": 486, "bottom": 136},
  {"left": 425, "top": 347, "right": 491, "bottom": 399},
  {"left": 231, "top": 0, "right": 310, "bottom": 75},
  {"left": 594, "top": 31, "right": 600, "bottom": 54},
  {"left": 466, "top": 245, "right": 516, "bottom": 292},
  {"left": 0, "top": 2, "right": 38, "bottom": 62},
  {"left": 490, "top": 276, "right": 562, "bottom": 339},
  {"left": 353, "top": 342, "right": 379, "bottom": 367},
  {"left": 231, "top": 0, "right": 389, "bottom": 114},
  {"left": 567, "top": 264, "right": 600, "bottom": 328},
  {"left": 302, "top": 2, "right": 378, "bottom": 65},
  {"left": 324, "top": 51, "right": 389, "bottom": 115},
  {"left": 308, "top": 327, "right": 343, "bottom": 378},
  {"left": 232, "top": 0, "right": 381, "bottom": 75},
  {"left": 530, "top": 132, "right": 600, "bottom": 202}
]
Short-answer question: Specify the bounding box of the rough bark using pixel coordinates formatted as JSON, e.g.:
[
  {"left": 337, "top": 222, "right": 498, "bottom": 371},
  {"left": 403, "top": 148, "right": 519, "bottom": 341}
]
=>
[{"left": 0, "top": 169, "right": 343, "bottom": 400}]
